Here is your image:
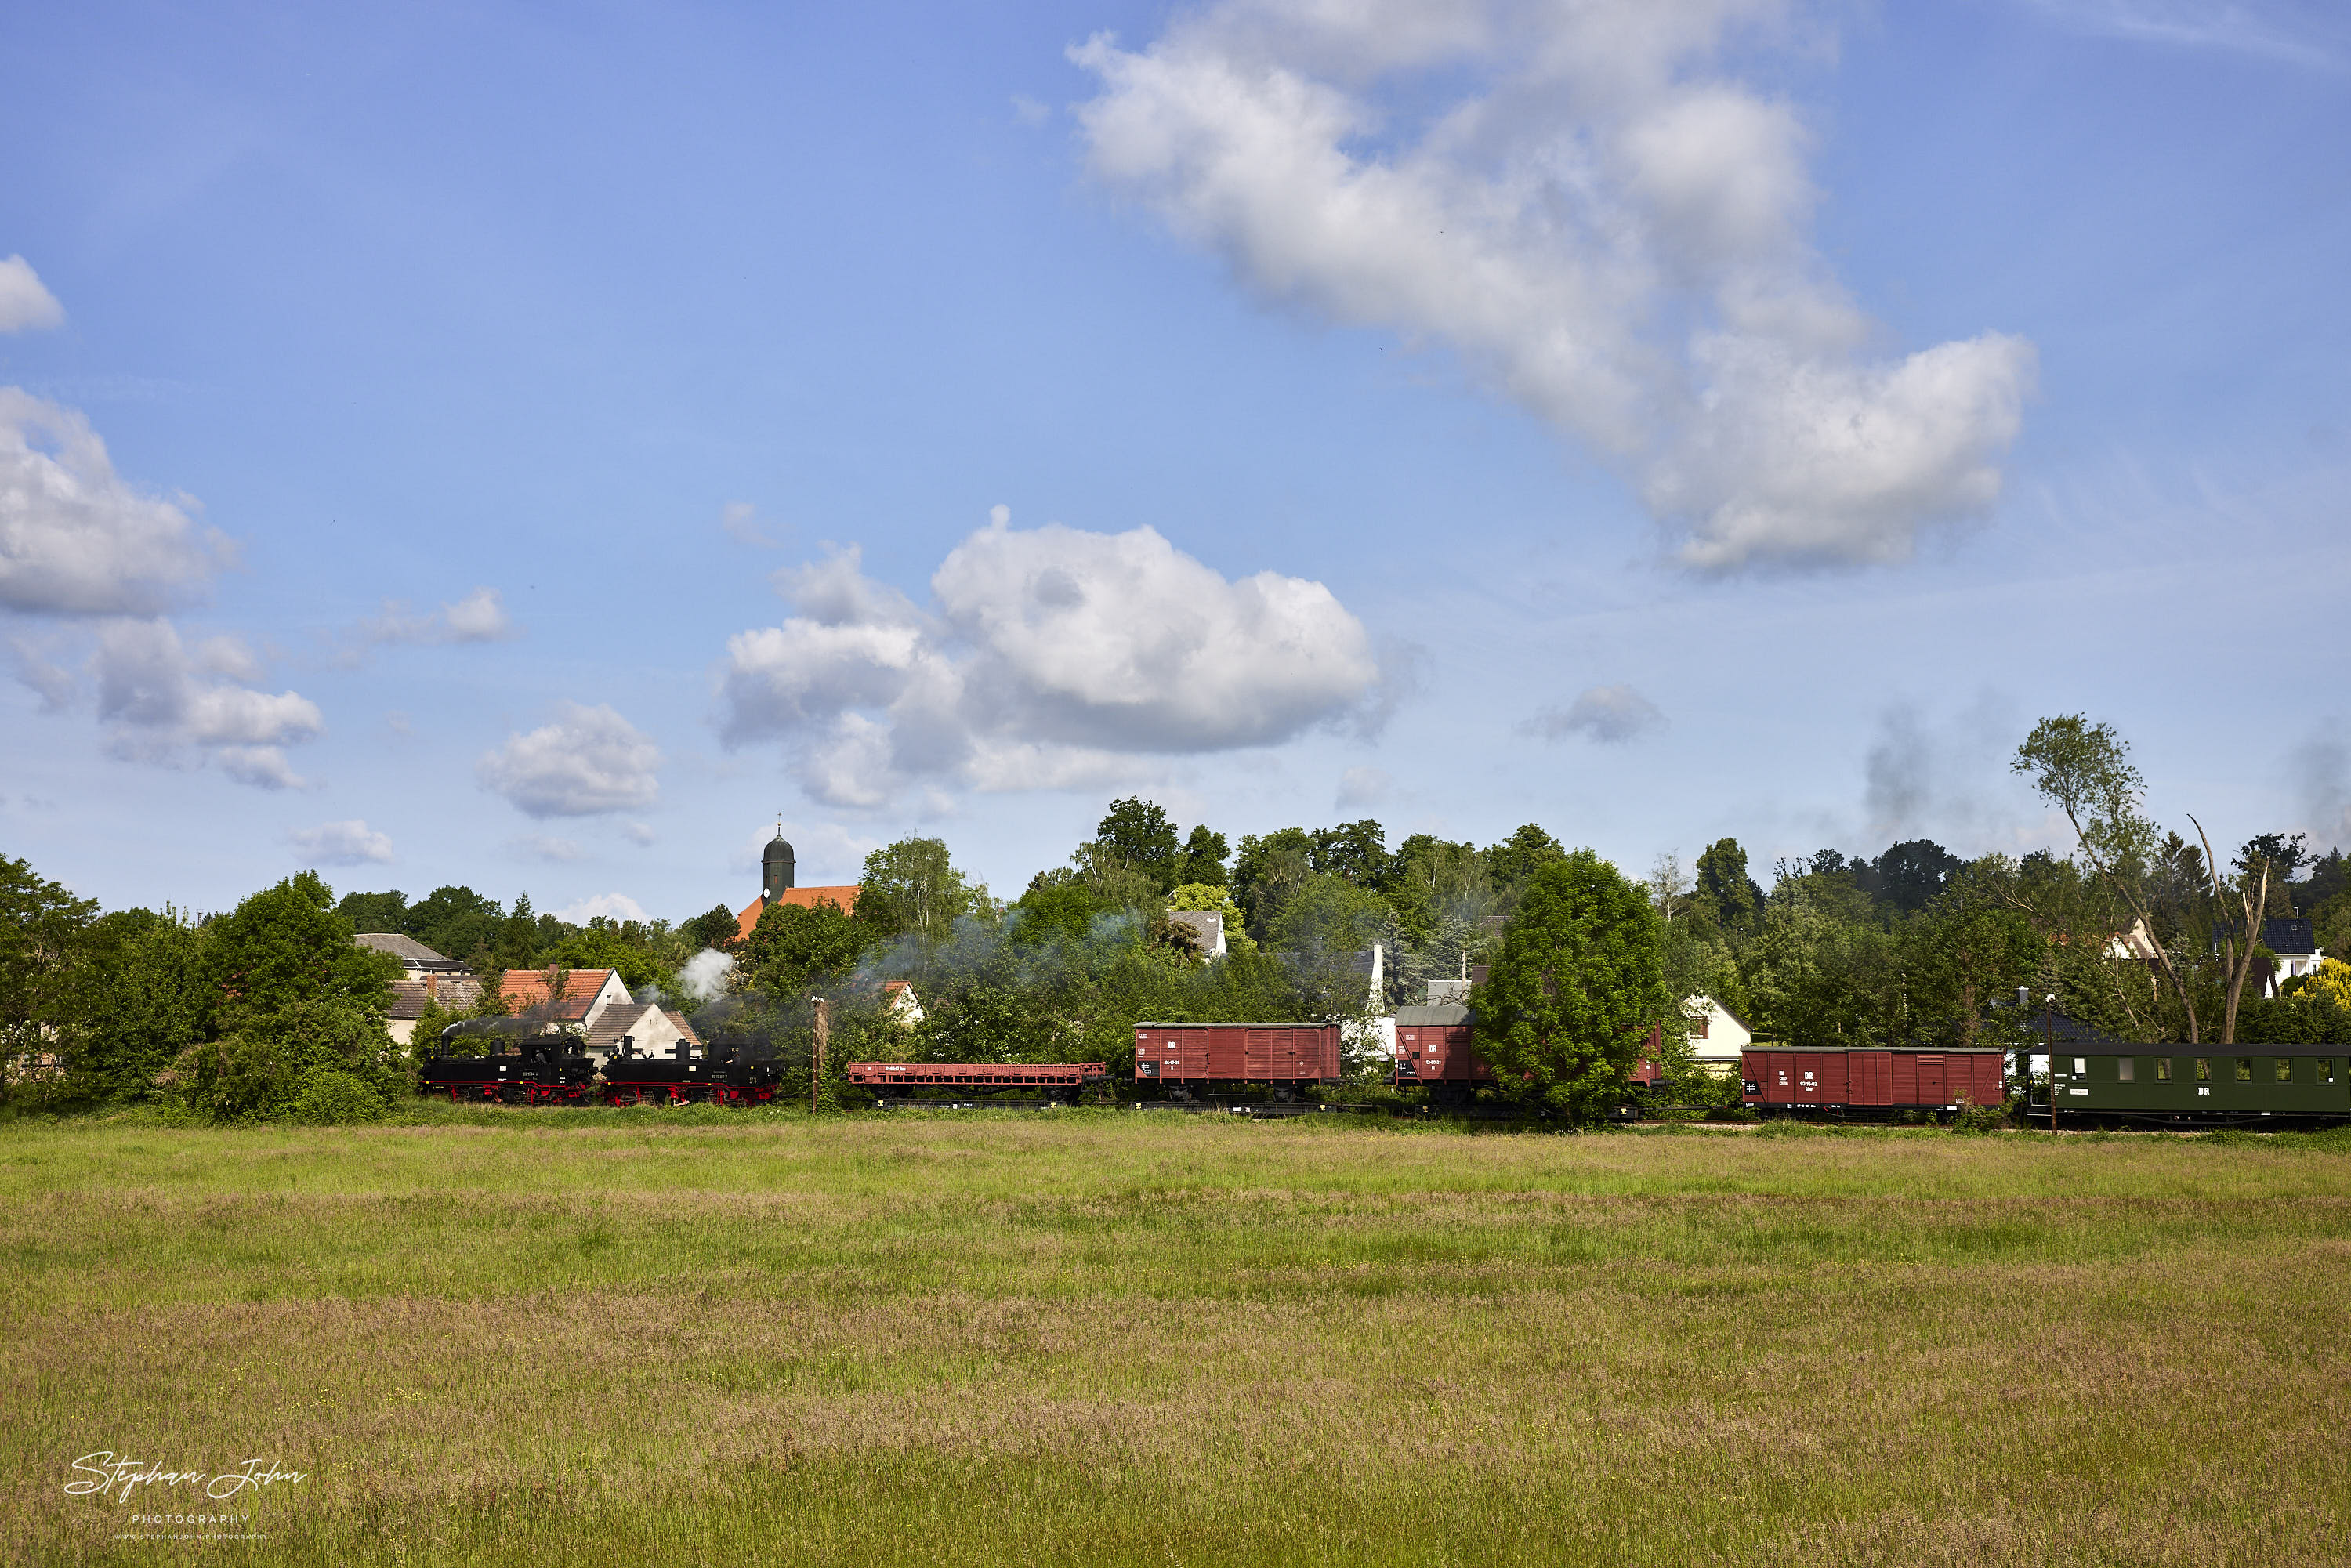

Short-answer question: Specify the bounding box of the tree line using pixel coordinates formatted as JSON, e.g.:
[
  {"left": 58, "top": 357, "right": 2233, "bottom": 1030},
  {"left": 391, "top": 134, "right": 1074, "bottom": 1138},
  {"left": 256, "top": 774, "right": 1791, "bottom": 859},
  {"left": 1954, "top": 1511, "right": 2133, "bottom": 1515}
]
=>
[{"left": 5, "top": 712, "right": 2349, "bottom": 1122}]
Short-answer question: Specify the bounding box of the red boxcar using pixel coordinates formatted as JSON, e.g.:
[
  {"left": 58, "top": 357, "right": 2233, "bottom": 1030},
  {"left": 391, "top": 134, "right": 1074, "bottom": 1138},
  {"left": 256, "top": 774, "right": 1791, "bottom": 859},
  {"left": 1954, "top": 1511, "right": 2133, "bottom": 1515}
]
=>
[
  {"left": 1741, "top": 1047, "right": 2005, "bottom": 1116},
  {"left": 1132, "top": 1022, "right": 1342, "bottom": 1087},
  {"left": 1393, "top": 1005, "right": 1492, "bottom": 1085}
]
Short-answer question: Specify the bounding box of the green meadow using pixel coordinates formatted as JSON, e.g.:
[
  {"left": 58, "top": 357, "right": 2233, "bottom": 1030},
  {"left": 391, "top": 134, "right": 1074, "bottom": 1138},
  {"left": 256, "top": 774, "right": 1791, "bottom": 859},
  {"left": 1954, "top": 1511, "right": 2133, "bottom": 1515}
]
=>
[{"left": 5, "top": 1110, "right": 2349, "bottom": 1566}]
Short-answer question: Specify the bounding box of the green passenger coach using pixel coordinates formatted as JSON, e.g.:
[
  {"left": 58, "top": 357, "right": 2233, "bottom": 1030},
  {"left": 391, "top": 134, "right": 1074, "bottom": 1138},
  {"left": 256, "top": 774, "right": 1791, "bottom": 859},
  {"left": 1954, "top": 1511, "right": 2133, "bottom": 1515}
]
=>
[{"left": 2034, "top": 1043, "right": 2351, "bottom": 1126}]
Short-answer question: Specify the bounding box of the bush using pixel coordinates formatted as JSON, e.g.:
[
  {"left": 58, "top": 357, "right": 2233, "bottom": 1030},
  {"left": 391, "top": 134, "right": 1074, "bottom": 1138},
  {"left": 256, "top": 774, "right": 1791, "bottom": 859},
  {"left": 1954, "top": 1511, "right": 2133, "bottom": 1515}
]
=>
[
  {"left": 1951, "top": 1099, "right": 2015, "bottom": 1134},
  {"left": 288, "top": 1066, "right": 390, "bottom": 1125}
]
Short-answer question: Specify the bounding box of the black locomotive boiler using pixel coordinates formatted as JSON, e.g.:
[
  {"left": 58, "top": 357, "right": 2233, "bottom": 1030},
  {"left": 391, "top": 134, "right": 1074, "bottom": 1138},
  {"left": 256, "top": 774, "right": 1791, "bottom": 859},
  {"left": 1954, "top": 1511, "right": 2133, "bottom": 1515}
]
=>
[
  {"left": 600, "top": 1036, "right": 782, "bottom": 1106},
  {"left": 418, "top": 1019, "right": 596, "bottom": 1105}
]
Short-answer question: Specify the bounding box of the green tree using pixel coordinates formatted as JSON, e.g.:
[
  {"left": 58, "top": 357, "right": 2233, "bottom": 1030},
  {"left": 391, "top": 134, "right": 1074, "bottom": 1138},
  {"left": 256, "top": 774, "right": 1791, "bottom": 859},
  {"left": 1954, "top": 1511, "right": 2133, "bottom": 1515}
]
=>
[
  {"left": 1176, "top": 825, "right": 1230, "bottom": 887},
  {"left": 168, "top": 873, "right": 404, "bottom": 1121},
  {"left": 680, "top": 903, "right": 742, "bottom": 952},
  {"left": 1010, "top": 878, "right": 1106, "bottom": 947},
  {"left": 1310, "top": 820, "right": 1393, "bottom": 890},
  {"left": 1269, "top": 872, "right": 1389, "bottom": 1023},
  {"left": 1165, "top": 882, "right": 1257, "bottom": 958},
  {"left": 1092, "top": 798, "right": 1185, "bottom": 893},
  {"left": 1475, "top": 851, "right": 1669, "bottom": 1122},
  {"left": 1692, "top": 838, "right": 1763, "bottom": 948},
  {"left": 1482, "top": 824, "right": 1567, "bottom": 907},
  {"left": 740, "top": 899, "right": 871, "bottom": 997},
  {"left": 1232, "top": 827, "right": 1313, "bottom": 937},
  {"left": 0, "top": 853, "right": 96, "bottom": 1097},
  {"left": 857, "top": 837, "right": 986, "bottom": 943},
  {"left": 403, "top": 885, "right": 505, "bottom": 964},
  {"left": 61, "top": 908, "right": 211, "bottom": 1103}
]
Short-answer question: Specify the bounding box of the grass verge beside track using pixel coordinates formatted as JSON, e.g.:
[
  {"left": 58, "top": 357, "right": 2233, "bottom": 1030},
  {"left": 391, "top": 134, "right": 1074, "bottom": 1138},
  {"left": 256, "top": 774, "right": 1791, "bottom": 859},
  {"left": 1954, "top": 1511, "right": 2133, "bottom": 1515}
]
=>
[{"left": 5, "top": 1111, "right": 2349, "bottom": 1565}]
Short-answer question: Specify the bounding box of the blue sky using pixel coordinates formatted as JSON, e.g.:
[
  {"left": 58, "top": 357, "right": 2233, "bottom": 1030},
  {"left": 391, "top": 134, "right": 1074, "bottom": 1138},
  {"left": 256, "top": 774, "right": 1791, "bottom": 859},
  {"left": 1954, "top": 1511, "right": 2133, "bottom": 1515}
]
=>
[{"left": 2, "top": 0, "right": 2346, "bottom": 923}]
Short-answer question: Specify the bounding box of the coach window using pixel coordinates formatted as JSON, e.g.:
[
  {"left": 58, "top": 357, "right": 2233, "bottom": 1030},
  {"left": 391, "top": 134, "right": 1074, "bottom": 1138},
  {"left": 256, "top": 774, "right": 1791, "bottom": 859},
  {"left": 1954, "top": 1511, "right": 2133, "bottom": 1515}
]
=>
[
  {"left": 2195, "top": 1059, "right": 2211, "bottom": 1082},
  {"left": 2234, "top": 1058, "right": 2252, "bottom": 1082},
  {"left": 2277, "top": 1058, "right": 2295, "bottom": 1084},
  {"left": 2155, "top": 1058, "right": 2171, "bottom": 1081},
  {"left": 2117, "top": 1058, "right": 2135, "bottom": 1083},
  {"left": 2072, "top": 1057, "right": 2087, "bottom": 1077}
]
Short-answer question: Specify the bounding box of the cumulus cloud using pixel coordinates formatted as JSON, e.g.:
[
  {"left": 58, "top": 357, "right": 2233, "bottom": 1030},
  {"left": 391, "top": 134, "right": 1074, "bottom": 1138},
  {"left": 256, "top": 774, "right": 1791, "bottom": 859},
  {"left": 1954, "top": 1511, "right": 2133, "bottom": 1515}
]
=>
[
  {"left": 1072, "top": 1, "right": 2036, "bottom": 571},
  {"left": 478, "top": 701, "right": 661, "bottom": 817},
  {"left": 0, "top": 257, "right": 64, "bottom": 333},
  {"left": 1523, "top": 683, "right": 1665, "bottom": 744},
  {"left": 557, "top": 892, "right": 649, "bottom": 924},
  {"left": 0, "top": 389, "right": 232, "bottom": 615},
  {"left": 719, "top": 509, "right": 1390, "bottom": 806},
  {"left": 80, "top": 618, "right": 324, "bottom": 785},
  {"left": 1335, "top": 765, "right": 1392, "bottom": 809},
  {"left": 356, "top": 587, "right": 515, "bottom": 652},
  {"left": 290, "top": 819, "right": 394, "bottom": 866}
]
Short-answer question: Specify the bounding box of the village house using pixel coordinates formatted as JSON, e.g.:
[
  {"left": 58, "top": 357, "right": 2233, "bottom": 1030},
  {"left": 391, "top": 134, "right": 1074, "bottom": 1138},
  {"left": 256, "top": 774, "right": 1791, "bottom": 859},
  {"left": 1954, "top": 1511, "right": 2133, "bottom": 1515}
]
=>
[{"left": 355, "top": 933, "right": 483, "bottom": 1046}]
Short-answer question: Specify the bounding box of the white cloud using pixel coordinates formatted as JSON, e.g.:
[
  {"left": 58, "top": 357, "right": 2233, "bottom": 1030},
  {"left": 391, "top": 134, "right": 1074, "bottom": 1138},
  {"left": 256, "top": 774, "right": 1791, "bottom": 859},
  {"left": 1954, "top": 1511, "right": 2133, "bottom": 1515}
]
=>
[
  {"left": 513, "top": 834, "right": 586, "bottom": 863},
  {"left": 557, "top": 892, "right": 649, "bottom": 924},
  {"left": 1335, "top": 765, "right": 1392, "bottom": 809},
  {"left": 0, "top": 389, "right": 232, "bottom": 615},
  {"left": 1072, "top": 1, "right": 2037, "bottom": 571},
  {"left": 2020, "top": 0, "right": 2348, "bottom": 67},
  {"left": 0, "top": 256, "right": 64, "bottom": 333},
  {"left": 357, "top": 586, "right": 515, "bottom": 650},
  {"left": 86, "top": 617, "right": 323, "bottom": 784},
  {"left": 290, "top": 819, "right": 394, "bottom": 865},
  {"left": 720, "top": 501, "right": 774, "bottom": 547},
  {"left": 1523, "top": 683, "right": 1666, "bottom": 744},
  {"left": 478, "top": 701, "right": 662, "bottom": 817},
  {"left": 719, "top": 511, "right": 1389, "bottom": 806},
  {"left": 622, "top": 820, "right": 657, "bottom": 846}
]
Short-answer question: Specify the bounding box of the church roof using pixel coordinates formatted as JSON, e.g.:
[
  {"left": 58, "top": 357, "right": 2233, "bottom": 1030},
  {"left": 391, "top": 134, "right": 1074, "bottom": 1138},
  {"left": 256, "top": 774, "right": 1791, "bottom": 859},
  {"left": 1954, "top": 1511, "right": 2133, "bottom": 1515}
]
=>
[{"left": 734, "top": 887, "right": 860, "bottom": 943}]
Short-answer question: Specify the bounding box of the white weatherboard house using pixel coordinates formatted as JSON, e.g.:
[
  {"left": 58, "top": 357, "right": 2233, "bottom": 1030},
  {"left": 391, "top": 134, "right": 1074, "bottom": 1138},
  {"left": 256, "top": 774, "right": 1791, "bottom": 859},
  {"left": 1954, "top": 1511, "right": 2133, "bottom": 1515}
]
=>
[{"left": 1683, "top": 995, "right": 1754, "bottom": 1075}]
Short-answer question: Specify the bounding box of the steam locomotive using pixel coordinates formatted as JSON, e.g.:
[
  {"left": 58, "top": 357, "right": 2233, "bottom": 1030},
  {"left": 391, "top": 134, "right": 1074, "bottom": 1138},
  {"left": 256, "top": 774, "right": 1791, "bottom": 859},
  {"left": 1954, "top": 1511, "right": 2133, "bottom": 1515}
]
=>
[{"left": 416, "top": 1020, "right": 781, "bottom": 1106}]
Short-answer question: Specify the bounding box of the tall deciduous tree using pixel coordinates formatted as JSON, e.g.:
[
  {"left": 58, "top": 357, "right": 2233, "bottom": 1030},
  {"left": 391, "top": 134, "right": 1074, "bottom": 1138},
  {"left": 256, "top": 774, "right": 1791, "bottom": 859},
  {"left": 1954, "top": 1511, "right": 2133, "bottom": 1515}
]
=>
[
  {"left": 2013, "top": 715, "right": 2212, "bottom": 1042},
  {"left": 0, "top": 854, "right": 96, "bottom": 1085},
  {"left": 1474, "top": 851, "right": 1668, "bottom": 1123},
  {"left": 857, "top": 837, "right": 986, "bottom": 943}
]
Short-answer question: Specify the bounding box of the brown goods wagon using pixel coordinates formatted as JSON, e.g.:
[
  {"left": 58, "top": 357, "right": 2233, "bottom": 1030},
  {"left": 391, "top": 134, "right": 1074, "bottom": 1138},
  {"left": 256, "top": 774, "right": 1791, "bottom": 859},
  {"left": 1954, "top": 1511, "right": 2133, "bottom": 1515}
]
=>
[
  {"left": 1744, "top": 1049, "right": 1851, "bottom": 1108},
  {"left": 1743, "top": 1047, "right": 2007, "bottom": 1113},
  {"left": 1393, "top": 1005, "right": 1492, "bottom": 1084},
  {"left": 1132, "top": 1022, "right": 1342, "bottom": 1085}
]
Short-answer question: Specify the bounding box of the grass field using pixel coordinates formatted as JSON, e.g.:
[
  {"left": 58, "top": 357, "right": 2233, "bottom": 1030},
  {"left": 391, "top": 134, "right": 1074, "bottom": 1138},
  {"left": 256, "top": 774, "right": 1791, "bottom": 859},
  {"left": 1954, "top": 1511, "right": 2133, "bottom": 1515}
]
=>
[{"left": 5, "top": 1109, "right": 2349, "bottom": 1566}]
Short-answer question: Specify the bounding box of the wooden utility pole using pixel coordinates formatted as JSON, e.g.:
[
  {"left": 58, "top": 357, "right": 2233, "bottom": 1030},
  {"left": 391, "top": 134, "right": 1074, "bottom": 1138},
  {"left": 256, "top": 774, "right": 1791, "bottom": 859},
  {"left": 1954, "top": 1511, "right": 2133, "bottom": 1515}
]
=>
[{"left": 810, "top": 996, "right": 830, "bottom": 1114}]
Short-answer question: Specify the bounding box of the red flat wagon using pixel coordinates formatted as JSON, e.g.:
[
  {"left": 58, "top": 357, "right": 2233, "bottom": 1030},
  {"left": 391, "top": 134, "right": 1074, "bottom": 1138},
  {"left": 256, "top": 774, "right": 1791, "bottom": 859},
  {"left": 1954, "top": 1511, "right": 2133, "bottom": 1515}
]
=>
[
  {"left": 1741, "top": 1046, "right": 2005, "bottom": 1119},
  {"left": 1132, "top": 1022, "right": 1342, "bottom": 1095},
  {"left": 846, "top": 1062, "right": 1107, "bottom": 1104}
]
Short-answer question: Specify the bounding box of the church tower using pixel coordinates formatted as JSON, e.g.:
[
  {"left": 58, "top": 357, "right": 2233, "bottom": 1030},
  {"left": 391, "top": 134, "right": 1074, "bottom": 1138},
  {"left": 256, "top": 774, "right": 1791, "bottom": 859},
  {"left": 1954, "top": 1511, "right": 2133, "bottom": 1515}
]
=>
[{"left": 762, "top": 829, "right": 796, "bottom": 904}]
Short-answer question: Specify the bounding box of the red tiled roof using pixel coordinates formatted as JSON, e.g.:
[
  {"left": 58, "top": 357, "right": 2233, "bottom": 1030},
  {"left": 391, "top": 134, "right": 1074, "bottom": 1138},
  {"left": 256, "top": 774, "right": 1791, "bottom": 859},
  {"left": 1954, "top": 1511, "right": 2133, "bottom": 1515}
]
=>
[
  {"left": 495, "top": 968, "right": 618, "bottom": 1021},
  {"left": 734, "top": 887, "right": 859, "bottom": 943}
]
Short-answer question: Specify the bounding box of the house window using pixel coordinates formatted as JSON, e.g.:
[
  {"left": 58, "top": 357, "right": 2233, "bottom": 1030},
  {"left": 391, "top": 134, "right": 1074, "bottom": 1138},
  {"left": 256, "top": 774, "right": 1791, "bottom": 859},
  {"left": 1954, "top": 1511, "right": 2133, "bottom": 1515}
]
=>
[
  {"left": 2072, "top": 1057, "right": 2088, "bottom": 1076},
  {"left": 2195, "top": 1059, "right": 2210, "bottom": 1082},
  {"left": 2276, "top": 1058, "right": 2294, "bottom": 1083},
  {"left": 2156, "top": 1059, "right": 2171, "bottom": 1081},
  {"left": 2235, "top": 1059, "right": 2252, "bottom": 1082},
  {"left": 2117, "top": 1058, "right": 2135, "bottom": 1083},
  {"left": 1691, "top": 1016, "right": 1710, "bottom": 1039}
]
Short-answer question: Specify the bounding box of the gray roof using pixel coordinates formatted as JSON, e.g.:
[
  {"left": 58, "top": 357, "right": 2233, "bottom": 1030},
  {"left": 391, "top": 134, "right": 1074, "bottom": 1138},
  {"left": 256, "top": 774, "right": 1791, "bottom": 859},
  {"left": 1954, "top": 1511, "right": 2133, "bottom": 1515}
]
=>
[
  {"left": 389, "top": 976, "right": 483, "bottom": 1019},
  {"left": 2264, "top": 918, "right": 2317, "bottom": 955},
  {"left": 1395, "top": 1004, "right": 1470, "bottom": 1025},
  {"left": 357, "top": 932, "right": 468, "bottom": 969}
]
